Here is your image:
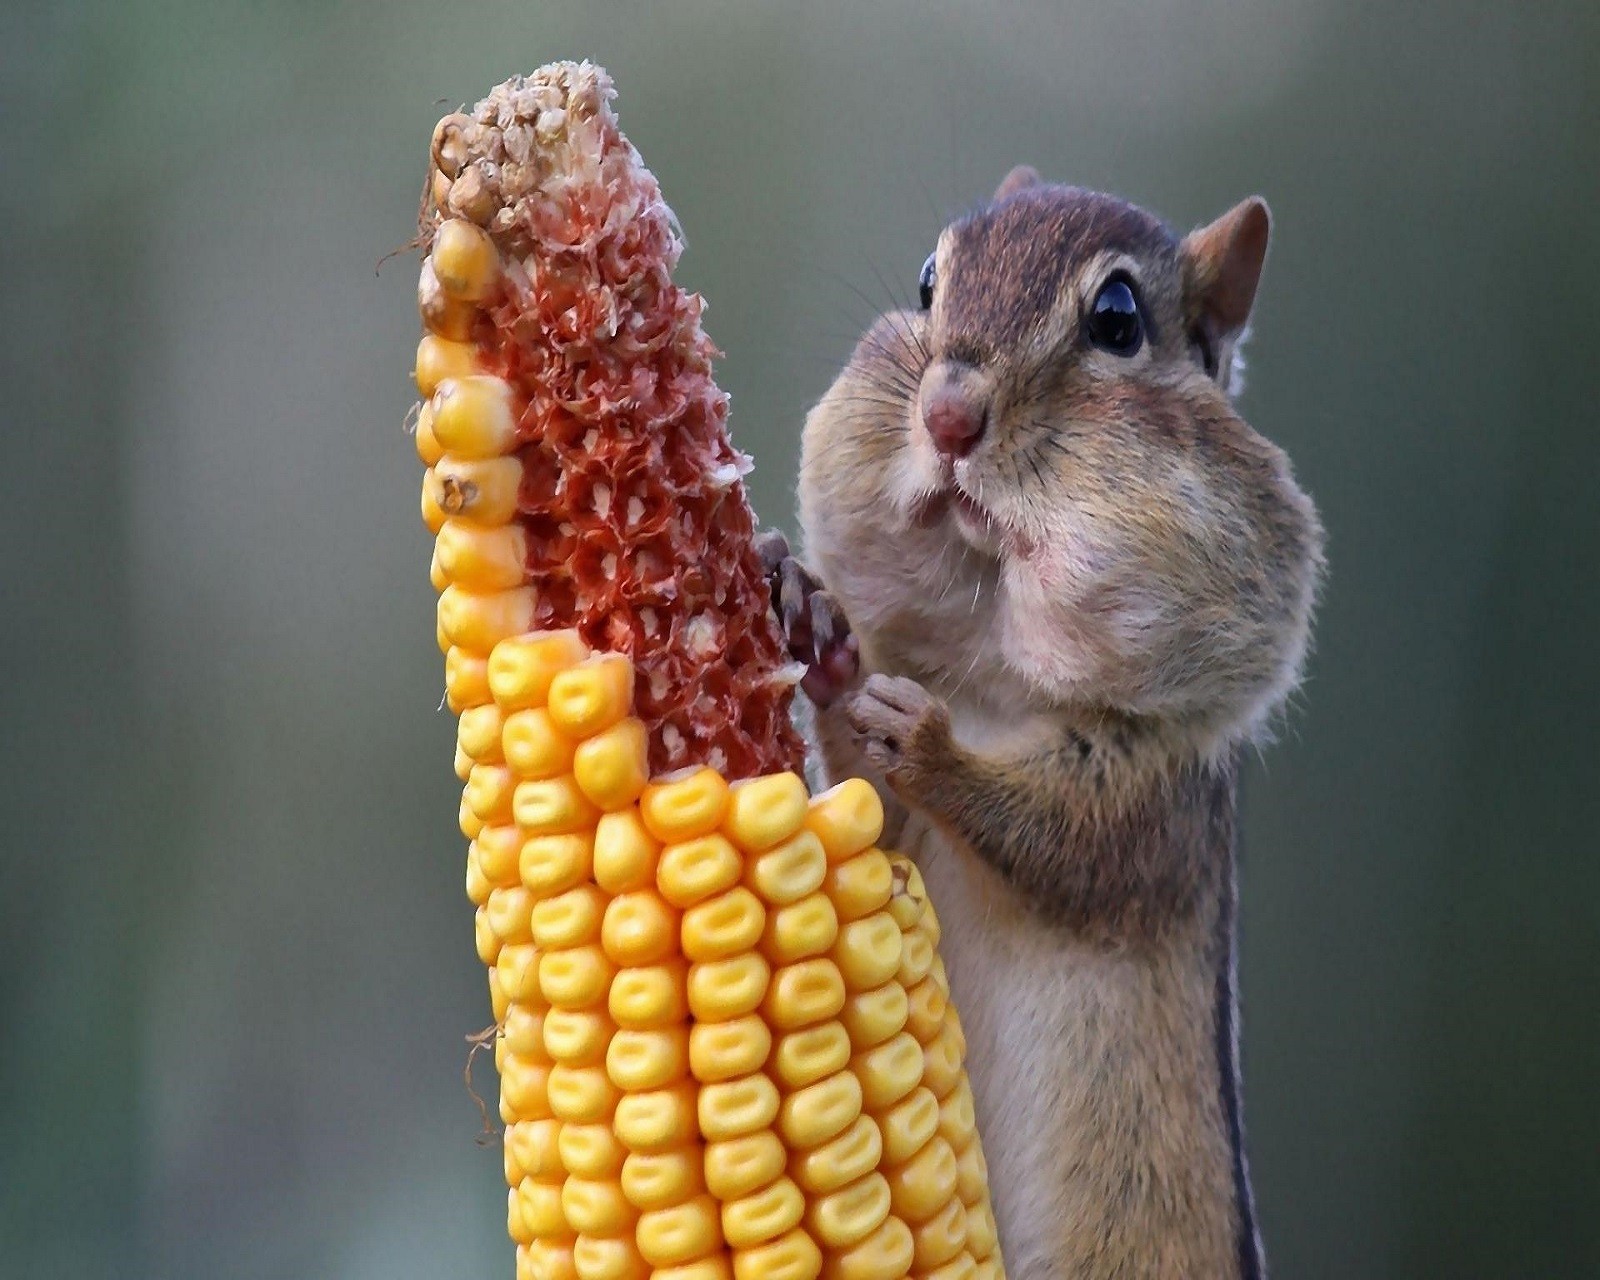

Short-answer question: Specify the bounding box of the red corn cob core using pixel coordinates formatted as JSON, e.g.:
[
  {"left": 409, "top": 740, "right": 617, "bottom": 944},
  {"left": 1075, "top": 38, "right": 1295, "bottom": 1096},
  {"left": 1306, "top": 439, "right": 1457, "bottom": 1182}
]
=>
[{"left": 421, "top": 62, "right": 805, "bottom": 779}]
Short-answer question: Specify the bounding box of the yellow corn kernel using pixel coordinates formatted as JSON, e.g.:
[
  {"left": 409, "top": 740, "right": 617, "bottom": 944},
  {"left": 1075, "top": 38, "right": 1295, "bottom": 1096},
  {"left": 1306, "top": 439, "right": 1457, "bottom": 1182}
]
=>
[
  {"left": 437, "top": 519, "right": 529, "bottom": 591},
  {"left": 761, "top": 894, "right": 840, "bottom": 966},
  {"left": 955, "top": 1147, "right": 989, "bottom": 1210},
  {"left": 746, "top": 829, "right": 827, "bottom": 905},
  {"left": 506, "top": 1117, "right": 562, "bottom": 1181},
  {"left": 824, "top": 851, "right": 894, "bottom": 923},
  {"left": 964, "top": 1196, "right": 997, "bottom": 1253},
  {"left": 938, "top": 1079, "right": 978, "bottom": 1152},
  {"left": 563, "top": 1179, "right": 639, "bottom": 1236},
  {"left": 594, "top": 809, "right": 661, "bottom": 893},
  {"left": 418, "top": 260, "right": 477, "bottom": 343},
  {"left": 682, "top": 887, "right": 766, "bottom": 963},
  {"left": 659, "top": 834, "right": 743, "bottom": 909},
  {"left": 831, "top": 914, "right": 903, "bottom": 990},
  {"left": 910, "top": 1197, "right": 969, "bottom": 1270},
  {"left": 612, "top": 1081, "right": 698, "bottom": 1153},
  {"left": 723, "top": 772, "right": 809, "bottom": 852},
  {"left": 503, "top": 708, "right": 577, "bottom": 780},
  {"left": 466, "top": 850, "right": 493, "bottom": 906},
  {"left": 640, "top": 768, "right": 730, "bottom": 843},
  {"left": 601, "top": 890, "right": 680, "bottom": 967},
  {"left": 432, "top": 374, "right": 520, "bottom": 458},
  {"left": 487, "top": 885, "right": 535, "bottom": 943},
  {"left": 415, "top": 333, "right": 479, "bottom": 397},
  {"left": 496, "top": 943, "right": 545, "bottom": 1004},
  {"left": 657, "top": 1256, "right": 735, "bottom": 1280},
  {"left": 705, "top": 1130, "right": 787, "bottom": 1200},
  {"left": 636, "top": 1195, "right": 723, "bottom": 1268},
  {"left": 531, "top": 884, "right": 608, "bottom": 950},
  {"left": 761, "top": 958, "right": 846, "bottom": 1031},
  {"left": 778, "top": 1068, "right": 863, "bottom": 1149},
  {"left": 607, "top": 1027, "right": 690, "bottom": 1091},
  {"left": 543, "top": 1008, "right": 615, "bottom": 1066},
  {"left": 549, "top": 654, "right": 635, "bottom": 738},
  {"left": 773, "top": 1022, "right": 853, "bottom": 1091},
  {"left": 574, "top": 1236, "right": 649, "bottom": 1280},
  {"left": 688, "top": 952, "right": 771, "bottom": 1022},
  {"left": 885, "top": 1136, "right": 959, "bottom": 1223},
  {"left": 458, "top": 703, "right": 506, "bottom": 762},
  {"left": 721, "top": 1175, "right": 804, "bottom": 1248},
  {"left": 461, "top": 794, "right": 486, "bottom": 840},
  {"left": 414, "top": 398, "right": 446, "bottom": 464},
  {"left": 429, "top": 453, "right": 523, "bottom": 527},
  {"left": 490, "top": 630, "right": 591, "bottom": 711},
  {"left": 523, "top": 1238, "right": 581, "bottom": 1280},
  {"left": 501, "top": 1004, "right": 548, "bottom": 1058},
  {"left": 688, "top": 1016, "right": 772, "bottom": 1084},
  {"left": 475, "top": 825, "right": 523, "bottom": 888},
  {"left": 508, "top": 1187, "right": 534, "bottom": 1246},
  {"left": 789, "top": 1113, "right": 883, "bottom": 1196},
  {"left": 500, "top": 1054, "right": 553, "bottom": 1121},
  {"left": 805, "top": 779, "right": 884, "bottom": 864},
  {"left": 466, "top": 763, "right": 518, "bottom": 824},
  {"left": 488, "top": 967, "right": 510, "bottom": 1022},
  {"left": 550, "top": 1064, "right": 621, "bottom": 1124},
  {"left": 475, "top": 906, "right": 500, "bottom": 963},
  {"left": 904, "top": 977, "right": 948, "bottom": 1044},
  {"left": 560, "top": 1123, "right": 628, "bottom": 1179},
  {"left": 445, "top": 645, "right": 490, "bottom": 712},
  {"left": 698, "top": 1073, "right": 781, "bottom": 1142},
  {"left": 807, "top": 1172, "right": 891, "bottom": 1250},
  {"left": 514, "top": 776, "right": 601, "bottom": 838},
  {"left": 439, "top": 584, "right": 538, "bottom": 653},
  {"left": 878, "top": 1088, "right": 940, "bottom": 1167},
  {"left": 433, "top": 217, "right": 501, "bottom": 301},
  {"left": 433, "top": 546, "right": 452, "bottom": 594},
  {"left": 733, "top": 1229, "right": 822, "bottom": 1280},
  {"left": 853, "top": 1032, "right": 923, "bottom": 1113},
  {"left": 621, "top": 1148, "right": 704, "bottom": 1210},
  {"left": 921, "top": 1253, "right": 977, "bottom": 1280},
  {"left": 422, "top": 472, "right": 448, "bottom": 533},
  {"left": 520, "top": 832, "right": 594, "bottom": 896},
  {"left": 922, "top": 1020, "right": 966, "bottom": 1098},
  {"left": 574, "top": 718, "right": 650, "bottom": 810},
  {"left": 609, "top": 961, "right": 689, "bottom": 1030},
  {"left": 539, "top": 945, "right": 616, "bottom": 1009},
  {"left": 515, "top": 1177, "right": 568, "bottom": 1240},
  {"left": 839, "top": 982, "right": 908, "bottom": 1051},
  {"left": 896, "top": 927, "right": 934, "bottom": 987},
  {"left": 820, "top": 1215, "right": 913, "bottom": 1280}
]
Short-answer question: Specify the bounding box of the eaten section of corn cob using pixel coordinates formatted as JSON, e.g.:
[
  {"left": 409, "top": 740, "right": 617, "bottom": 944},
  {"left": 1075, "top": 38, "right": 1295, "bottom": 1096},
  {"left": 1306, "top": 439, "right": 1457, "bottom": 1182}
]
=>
[{"left": 412, "top": 61, "right": 1001, "bottom": 1280}]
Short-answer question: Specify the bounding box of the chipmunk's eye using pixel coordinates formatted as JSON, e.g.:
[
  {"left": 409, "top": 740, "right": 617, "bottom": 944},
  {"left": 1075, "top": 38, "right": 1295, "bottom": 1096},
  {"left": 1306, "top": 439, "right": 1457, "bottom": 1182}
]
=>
[
  {"left": 918, "top": 253, "right": 936, "bottom": 310},
  {"left": 1087, "top": 276, "right": 1143, "bottom": 355}
]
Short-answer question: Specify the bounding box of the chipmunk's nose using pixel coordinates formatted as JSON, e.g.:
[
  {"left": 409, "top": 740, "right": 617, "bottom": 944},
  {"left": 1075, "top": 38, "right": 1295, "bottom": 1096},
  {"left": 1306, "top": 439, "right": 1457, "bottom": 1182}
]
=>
[{"left": 919, "top": 363, "right": 989, "bottom": 459}]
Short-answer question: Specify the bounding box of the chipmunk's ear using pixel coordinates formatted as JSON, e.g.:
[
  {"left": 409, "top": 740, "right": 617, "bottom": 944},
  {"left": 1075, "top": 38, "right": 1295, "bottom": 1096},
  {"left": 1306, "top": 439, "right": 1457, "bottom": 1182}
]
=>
[
  {"left": 1181, "top": 196, "right": 1271, "bottom": 383},
  {"left": 993, "top": 165, "right": 1041, "bottom": 202}
]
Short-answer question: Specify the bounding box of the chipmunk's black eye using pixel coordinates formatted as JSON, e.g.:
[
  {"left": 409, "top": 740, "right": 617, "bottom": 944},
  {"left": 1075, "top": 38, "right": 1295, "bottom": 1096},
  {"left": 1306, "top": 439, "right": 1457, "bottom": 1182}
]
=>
[
  {"left": 1087, "top": 276, "right": 1143, "bottom": 355},
  {"left": 918, "top": 253, "right": 936, "bottom": 310}
]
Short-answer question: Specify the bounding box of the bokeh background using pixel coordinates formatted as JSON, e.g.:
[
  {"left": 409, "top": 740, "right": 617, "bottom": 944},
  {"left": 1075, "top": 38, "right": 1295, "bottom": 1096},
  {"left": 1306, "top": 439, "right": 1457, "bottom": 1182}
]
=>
[{"left": 3, "top": 2, "right": 1596, "bottom": 1276}]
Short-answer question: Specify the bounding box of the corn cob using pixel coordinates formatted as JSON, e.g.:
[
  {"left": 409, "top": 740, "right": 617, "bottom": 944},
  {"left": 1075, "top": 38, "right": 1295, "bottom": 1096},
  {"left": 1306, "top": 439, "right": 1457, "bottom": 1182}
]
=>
[{"left": 410, "top": 62, "right": 1002, "bottom": 1280}]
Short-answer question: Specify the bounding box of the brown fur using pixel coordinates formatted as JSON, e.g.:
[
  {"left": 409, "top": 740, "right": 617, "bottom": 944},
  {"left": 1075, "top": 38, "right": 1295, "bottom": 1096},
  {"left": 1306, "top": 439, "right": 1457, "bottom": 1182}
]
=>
[{"left": 793, "top": 178, "right": 1323, "bottom": 1277}]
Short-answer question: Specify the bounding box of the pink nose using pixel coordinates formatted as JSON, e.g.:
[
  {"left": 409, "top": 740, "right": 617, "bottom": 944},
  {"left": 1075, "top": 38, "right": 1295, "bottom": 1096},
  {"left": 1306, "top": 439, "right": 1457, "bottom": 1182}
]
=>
[{"left": 922, "top": 385, "right": 987, "bottom": 458}]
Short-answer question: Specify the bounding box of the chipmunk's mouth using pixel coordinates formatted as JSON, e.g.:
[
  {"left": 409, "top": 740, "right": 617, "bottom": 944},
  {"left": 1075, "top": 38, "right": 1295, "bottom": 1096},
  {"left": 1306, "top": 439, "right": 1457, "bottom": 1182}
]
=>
[{"left": 912, "top": 476, "right": 1033, "bottom": 559}]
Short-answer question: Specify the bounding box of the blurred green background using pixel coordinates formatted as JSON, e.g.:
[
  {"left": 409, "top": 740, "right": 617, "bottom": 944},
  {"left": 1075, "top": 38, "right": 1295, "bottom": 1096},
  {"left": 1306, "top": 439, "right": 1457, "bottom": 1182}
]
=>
[{"left": 3, "top": 2, "right": 1596, "bottom": 1276}]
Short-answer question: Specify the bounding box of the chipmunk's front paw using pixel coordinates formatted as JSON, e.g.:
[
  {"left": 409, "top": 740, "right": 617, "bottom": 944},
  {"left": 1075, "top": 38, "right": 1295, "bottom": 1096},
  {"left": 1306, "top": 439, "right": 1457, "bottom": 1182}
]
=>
[
  {"left": 845, "top": 675, "right": 953, "bottom": 794},
  {"left": 757, "top": 529, "right": 860, "bottom": 708}
]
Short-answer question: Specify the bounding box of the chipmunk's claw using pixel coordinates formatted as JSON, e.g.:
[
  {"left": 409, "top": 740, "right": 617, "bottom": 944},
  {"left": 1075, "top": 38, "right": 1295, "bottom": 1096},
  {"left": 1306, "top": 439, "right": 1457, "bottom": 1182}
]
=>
[
  {"left": 845, "top": 675, "right": 950, "bottom": 784},
  {"left": 759, "top": 529, "right": 860, "bottom": 707}
]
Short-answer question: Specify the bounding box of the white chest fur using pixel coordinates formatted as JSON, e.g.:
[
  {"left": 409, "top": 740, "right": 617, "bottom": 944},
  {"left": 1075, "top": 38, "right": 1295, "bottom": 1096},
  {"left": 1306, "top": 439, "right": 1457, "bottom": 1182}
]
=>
[{"left": 901, "top": 811, "right": 1240, "bottom": 1278}]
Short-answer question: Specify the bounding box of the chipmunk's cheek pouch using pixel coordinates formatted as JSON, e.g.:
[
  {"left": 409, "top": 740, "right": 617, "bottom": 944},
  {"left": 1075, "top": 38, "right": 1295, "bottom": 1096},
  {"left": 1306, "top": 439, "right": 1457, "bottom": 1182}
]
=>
[{"left": 997, "top": 528, "right": 1116, "bottom": 695}]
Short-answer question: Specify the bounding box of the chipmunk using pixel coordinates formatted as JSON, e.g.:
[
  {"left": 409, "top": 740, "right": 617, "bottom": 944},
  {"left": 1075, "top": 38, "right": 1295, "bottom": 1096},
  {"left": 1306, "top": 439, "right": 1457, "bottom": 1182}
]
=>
[{"left": 759, "top": 166, "right": 1323, "bottom": 1279}]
